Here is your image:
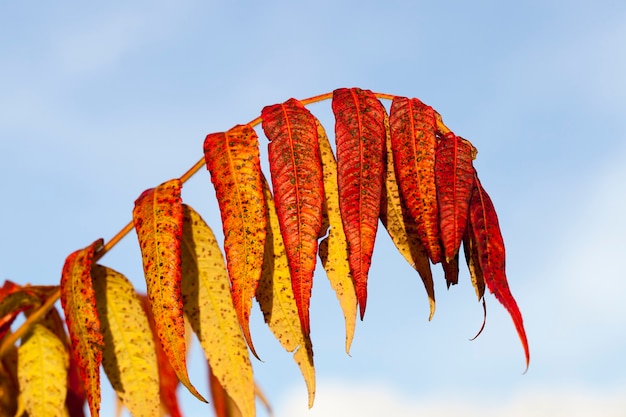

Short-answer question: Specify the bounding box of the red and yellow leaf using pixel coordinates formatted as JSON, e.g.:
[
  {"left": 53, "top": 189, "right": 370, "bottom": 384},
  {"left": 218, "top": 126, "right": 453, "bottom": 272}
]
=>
[
  {"left": 132, "top": 179, "right": 206, "bottom": 403},
  {"left": 332, "top": 87, "right": 387, "bottom": 319},
  {"left": 92, "top": 265, "right": 159, "bottom": 417},
  {"left": 261, "top": 98, "right": 325, "bottom": 336},
  {"left": 316, "top": 118, "right": 357, "bottom": 353},
  {"left": 389, "top": 96, "right": 441, "bottom": 264},
  {"left": 203, "top": 124, "right": 267, "bottom": 359},
  {"left": 181, "top": 204, "right": 255, "bottom": 417},
  {"left": 59, "top": 238, "right": 104, "bottom": 417},
  {"left": 435, "top": 132, "right": 477, "bottom": 262},
  {"left": 468, "top": 172, "right": 530, "bottom": 369},
  {"left": 257, "top": 177, "right": 315, "bottom": 408},
  {"left": 140, "top": 295, "right": 183, "bottom": 417},
  {"left": 66, "top": 352, "right": 86, "bottom": 417},
  {"left": 17, "top": 323, "right": 68, "bottom": 417},
  {"left": 0, "top": 285, "right": 40, "bottom": 340},
  {"left": 380, "top": 115, "right": 436, "bottom": 319}
]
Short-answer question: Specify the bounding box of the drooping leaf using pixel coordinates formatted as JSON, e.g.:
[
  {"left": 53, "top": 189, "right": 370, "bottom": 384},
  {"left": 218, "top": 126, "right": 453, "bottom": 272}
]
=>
[
  {"left": 441, "top": 254, "right": 460, "bottom": 287},
  {"left": 60, "top": 238, "right": 104, "bottom": 417},
  {"left": 139, "top": 294, "right": 183, "bottom": 417},
  {"left": 435, "top": 132, "right": 477, "bottom": 263},
  {"left": 389, "top": 96, "right": 442, "bottom": 264},
  {"left": 180, "top": 204, "right": 255, "bottom": 417},
  {"left": 132, "top": 179, "right": 206, "bottom": 403},
  {"left": 261, "top": 98, "right": 325, "bottom": 336},
  {"left": 92, "top": 265, "right": 159, "bottom": 417},
  {"left": 332, "top": 87, "right": 387, "bottom": 319},
  {"left": 17, "top": 323, "right": 69, "bottom": 416},
  {"left": 315, "top": 118, "right": 357, "bottom": 353},
  {"left": 468, "top": 172, "right": 530, "bottom": 369},
  {"left": 257, "top": 177, "right": 315, "bottom": 408},
  {"left": 379, "top": 114, "right": 436, "bottom": 320},
  {"left": 203, "top": 124, "right": 267, "bottom": 359},
  {"left": 462, "top": 216, "right": 486, "bottom": 301}
]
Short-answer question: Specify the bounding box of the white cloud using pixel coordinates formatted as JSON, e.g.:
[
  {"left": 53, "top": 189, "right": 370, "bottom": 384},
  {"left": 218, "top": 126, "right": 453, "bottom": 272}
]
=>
[{"left": 279, "top": 379, "right": 626, "bottom": 417}]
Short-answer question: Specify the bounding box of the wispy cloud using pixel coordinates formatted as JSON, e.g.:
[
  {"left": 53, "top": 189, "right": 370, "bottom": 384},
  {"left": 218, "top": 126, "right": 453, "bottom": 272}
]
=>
[{"left": 280, "top": 379, "right": 626, "bottom": 417}]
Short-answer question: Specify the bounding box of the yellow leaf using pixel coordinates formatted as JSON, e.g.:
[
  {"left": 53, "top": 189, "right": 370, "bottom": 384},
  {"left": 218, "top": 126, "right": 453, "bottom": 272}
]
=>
[
  {"left": 256, "top": 177, "right": 316, "bottom": 408},
  {"left": 180, "top": 204, "right": 255, "bottom": 417},
  {"left": 379, "top": 116, "right": 436, "bottom": 320},
  {"left": 17, "top": 323, "right": 69, "bottom": 417},
  {"left": 92, "top": 265, "right": 160, "bottom": 417},
  {"left": 315, "top": 119, "right": 357, "bottom": 354}
]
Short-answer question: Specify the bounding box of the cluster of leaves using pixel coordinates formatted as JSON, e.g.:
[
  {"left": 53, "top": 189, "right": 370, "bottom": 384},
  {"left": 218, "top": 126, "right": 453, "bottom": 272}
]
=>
[{"left": 0, "top": 88, "right": 529, "bottom": 417}]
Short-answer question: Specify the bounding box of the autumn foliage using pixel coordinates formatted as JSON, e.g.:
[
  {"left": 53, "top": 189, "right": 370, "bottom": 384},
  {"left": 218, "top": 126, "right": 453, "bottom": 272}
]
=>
[{"left": 0, "top": 88, "right": 529, "bottom": 417}]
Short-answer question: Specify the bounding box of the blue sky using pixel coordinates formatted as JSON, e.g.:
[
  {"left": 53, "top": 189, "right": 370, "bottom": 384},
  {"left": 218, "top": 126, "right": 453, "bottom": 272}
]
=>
[{"left": 1, "top": 1, "right": 625, "bottom": 416}]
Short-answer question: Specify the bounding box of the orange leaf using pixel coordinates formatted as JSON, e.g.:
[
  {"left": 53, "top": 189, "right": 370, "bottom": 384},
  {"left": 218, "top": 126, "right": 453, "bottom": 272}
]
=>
[
  {"left": 332, "top": 87, "right": 387, "bottom": 319},
  {"left": 468, "top": 172, "right": 530, "bottom": 370},
  {"left": 261, "top": 98, "right": 325, "bottom": 336},
  {"left": 435, "top": 132, "right": 477, "bottom": 263},
  {"left": 203, "top": 124, "right": 267, "bottom": 359},
  {"left": 379, "top": 115, "right": 436, "bottom": 319},
  {"left": 139, "top": 294, "right": 183, "bottom": 417},
  {"left": 59, "top": 238, "right": 104, "bottom": 417},
  {"left": 389, "top": 96, "right": 441, "bottom": 264},
  {"left": 132, "top": 179, "right": 206, "bottom": 403}
]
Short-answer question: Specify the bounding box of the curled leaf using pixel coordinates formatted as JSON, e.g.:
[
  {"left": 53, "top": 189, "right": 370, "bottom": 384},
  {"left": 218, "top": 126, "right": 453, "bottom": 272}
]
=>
[
  {"left": 332, "top": 87, "right": 387, "bottom": 319},
  {"left": 133, "top": 179, "right": 206, "bottom": 403},
  {"left": 203, "top": 124, "right": 267, "bottom": 358},
  {"left": 262, "top": 98, "right": 325, "bottom": 336},
  {"left": 468, "top": 172, "right": 530, "bottom": 370}
]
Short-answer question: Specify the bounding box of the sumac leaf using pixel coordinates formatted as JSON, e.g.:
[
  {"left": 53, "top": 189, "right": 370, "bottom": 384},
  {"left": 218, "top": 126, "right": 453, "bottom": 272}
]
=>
[
  {"left": 468, "top": 172, "right": 530, "bottom": 369},
  {"left": 133, "top": 179, "right": 206, "bottom": 403},
  {"left": 435, "top": 132, "right": 477, "bottom": 262},
  {"left": 316, "top": 118, "right": 357, "bottom": 353},
  {"left": 332, "top": 87, "right": 387, "bottom": 319},
  {"left": 203, "top": 124, "right": 267, "bottom": 359},
  {"left": 257, "top": 177, "right": 315, "bottom": 408},
  {"left": 379, "top": 115, "right": 436, "bottom": 320},
  {"left": 389, "top": 96, "right": 441, "bottom": 264},
  {"left": 17, "top": 323, "right": 69, "bottom": 417},
  {"left": 181, "top": 204, "right": 255, "bottom": 417},
  {"left": 92, "top": 265, "right": 159, "bottom": 417},
  {"left": 261, "top": 98, "right": 325, "bottom": 336},
  {"left": 60, "top": 238, "right": 103, "bottom": 417}
]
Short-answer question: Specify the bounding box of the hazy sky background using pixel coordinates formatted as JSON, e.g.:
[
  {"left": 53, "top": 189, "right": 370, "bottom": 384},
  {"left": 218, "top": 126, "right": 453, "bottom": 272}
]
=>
[{"left": 1, "top": 1, "right": 625, "bottom": 416}]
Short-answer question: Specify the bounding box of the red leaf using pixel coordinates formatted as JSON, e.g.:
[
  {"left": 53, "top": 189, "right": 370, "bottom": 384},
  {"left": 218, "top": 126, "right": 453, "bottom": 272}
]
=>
[
  {"left": 389, "top": 96, "right": 441, "bottom": 264},
  {"left": 60, "top": 239, "right": 104, "bottom": 417},
  {"left": 435, "top": 132, "right": 477, "bottom": 263},
  {"left": 468, "top": 172, "right": 530, "bottom": 369},
  {"left": 332, "top": 87, "right": 387, "bottom": 319},
  {"left": 204, "top": 124, "right": 267, "bottom": 359},
  {"left": 261, "top": 98, "right": 325, "bottom": 336},
  {"left": 133, "top": 179, "right": 206, "bottom": 403}
]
